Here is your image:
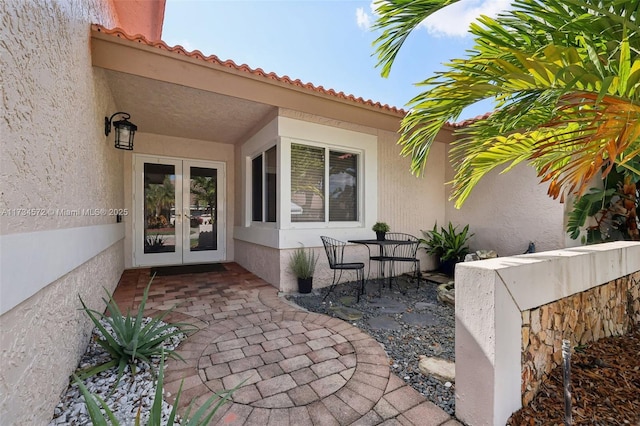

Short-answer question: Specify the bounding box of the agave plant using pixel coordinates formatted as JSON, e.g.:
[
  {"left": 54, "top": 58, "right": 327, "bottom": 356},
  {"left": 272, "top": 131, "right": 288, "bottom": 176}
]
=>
[
  {"left": 78, "top": 275, "right": 194, "bottom": 389},
  {"left": 74, "top": 350, "right": 238, "bottom": 426}
]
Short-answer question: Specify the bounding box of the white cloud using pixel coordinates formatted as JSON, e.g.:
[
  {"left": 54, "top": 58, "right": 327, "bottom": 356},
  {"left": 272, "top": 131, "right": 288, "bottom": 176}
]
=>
[
  {"left": 421, "top": 0, "right": 512, "bottom": 37},
  {"left": 356, "top": 7, "right": 372, "bottom": 31},
  {"left": 357, "top": 1, "right": 389, "bottom": 31}
]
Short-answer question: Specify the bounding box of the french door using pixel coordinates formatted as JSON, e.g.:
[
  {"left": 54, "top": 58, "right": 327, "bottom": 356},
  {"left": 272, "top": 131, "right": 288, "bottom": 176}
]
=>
[{"left": 134, "top": 155, "right": 225, "bottom": 266}]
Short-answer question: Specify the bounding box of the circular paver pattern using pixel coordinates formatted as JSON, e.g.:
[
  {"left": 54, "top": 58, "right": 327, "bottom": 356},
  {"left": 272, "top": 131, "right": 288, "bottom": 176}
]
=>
[{"left": 198, "top": 320, "right": 356, "bottom": 408}]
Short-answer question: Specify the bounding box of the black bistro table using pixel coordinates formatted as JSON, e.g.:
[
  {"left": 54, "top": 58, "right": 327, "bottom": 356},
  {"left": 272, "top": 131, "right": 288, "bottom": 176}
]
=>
[{"left": 348, "top": 238, "right": 414, "bottom": 293}]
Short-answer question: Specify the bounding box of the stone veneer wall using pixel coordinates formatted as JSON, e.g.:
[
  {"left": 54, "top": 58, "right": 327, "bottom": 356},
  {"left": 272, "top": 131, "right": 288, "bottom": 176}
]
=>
[{"left": 521, "top": 271, "right": 640, "bottom": 406}]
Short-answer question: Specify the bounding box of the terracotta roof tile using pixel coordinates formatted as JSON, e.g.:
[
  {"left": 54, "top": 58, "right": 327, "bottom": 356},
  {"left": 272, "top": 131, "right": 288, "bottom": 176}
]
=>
[
  {"left": 91, "top": 24, "right": 406, "bottom": 115},
  {"left": 449, "top": 111, "right": 493, "bottom": 128}
]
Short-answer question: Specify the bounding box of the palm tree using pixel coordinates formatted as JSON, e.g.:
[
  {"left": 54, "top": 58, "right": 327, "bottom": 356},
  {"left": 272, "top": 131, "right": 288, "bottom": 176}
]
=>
[
  {"left": 373, "top": 0, "right": 639, "bottom": 240},
  {"left": 191, "top": 175, "right": 216, "bottom": 224},
  {"left": 145, "top": 177, "right": 174, "bottom": 224}
]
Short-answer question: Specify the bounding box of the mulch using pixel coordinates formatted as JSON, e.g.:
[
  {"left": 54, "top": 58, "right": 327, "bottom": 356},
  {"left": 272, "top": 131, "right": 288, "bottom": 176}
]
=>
[{"left": 508, "top": 326, "right": 640, "bottom": 425}]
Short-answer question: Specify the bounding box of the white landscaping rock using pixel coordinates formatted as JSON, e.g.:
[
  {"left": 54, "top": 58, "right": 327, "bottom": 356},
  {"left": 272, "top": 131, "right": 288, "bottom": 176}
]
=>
[{"left": 418, "top": 356, "right": 456, "bottom": 382}]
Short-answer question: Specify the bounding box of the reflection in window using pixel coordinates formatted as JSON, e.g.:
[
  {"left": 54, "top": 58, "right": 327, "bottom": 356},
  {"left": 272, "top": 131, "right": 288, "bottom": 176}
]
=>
[
  {"left": 190, "top": 167, "right": 217, "bottom": 251},
  {"left": 252, "top": 146, "right": 277, "bottom": 223},
  {"left": 329, "top": 151, "right": 357, "bottom": 221},
  {"left": 291, "top": 143, "right": 359, "bottom": 223},
  {"left": 291, "top": 144, "right": 325, "bottom": 222},
  {"left": 143, "top": 163, "right": 176, "bottom": 253}
]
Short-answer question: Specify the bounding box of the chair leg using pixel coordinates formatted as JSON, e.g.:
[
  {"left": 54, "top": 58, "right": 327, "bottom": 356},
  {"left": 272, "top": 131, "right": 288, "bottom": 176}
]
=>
[
  {"left": 323, "top": 269, "right": 339, "bottom": 301},
  {"left": 358, "top": 268, "right": 365, "bottom": 302},
  {"left": 415, "top": 259, "right": 421, "bottom": 289}
]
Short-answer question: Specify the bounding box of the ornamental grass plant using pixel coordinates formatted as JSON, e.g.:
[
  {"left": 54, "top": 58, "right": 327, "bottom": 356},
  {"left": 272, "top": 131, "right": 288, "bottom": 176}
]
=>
[{"left": 288, "top": 246, "right": 318, "bottom": 279}]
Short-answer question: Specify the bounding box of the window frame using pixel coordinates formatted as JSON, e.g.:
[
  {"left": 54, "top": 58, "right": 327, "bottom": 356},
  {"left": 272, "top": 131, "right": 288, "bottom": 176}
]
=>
[
  {"left": 250, "top": 145, "right": 278, "bottom": 226},
  {"left": 287, "top": 139, "right": 363, "bottom": 229}
]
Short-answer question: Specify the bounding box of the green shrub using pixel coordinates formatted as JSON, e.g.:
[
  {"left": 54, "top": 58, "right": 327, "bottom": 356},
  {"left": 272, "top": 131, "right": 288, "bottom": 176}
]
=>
[
  {"left": 78, "top": 275, "right": 194, "bottom": 389},
  {"left": 421, "top": 222, "right": 473, "bottom": 262},
  {"left": 372, "top": 222, "right": 390, "bottom": 232}
]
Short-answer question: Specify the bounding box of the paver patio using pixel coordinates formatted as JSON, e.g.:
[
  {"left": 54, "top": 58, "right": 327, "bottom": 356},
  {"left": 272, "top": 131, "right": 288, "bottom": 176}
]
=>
[{"left": 112, "top": 263, "right": 459, "bottom": 425}]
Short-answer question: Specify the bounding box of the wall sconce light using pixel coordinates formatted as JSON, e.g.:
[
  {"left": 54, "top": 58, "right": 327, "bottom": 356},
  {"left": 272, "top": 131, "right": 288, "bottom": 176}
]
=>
[{"left": 105, "top": 112, "right": 137, "bottom": 150}]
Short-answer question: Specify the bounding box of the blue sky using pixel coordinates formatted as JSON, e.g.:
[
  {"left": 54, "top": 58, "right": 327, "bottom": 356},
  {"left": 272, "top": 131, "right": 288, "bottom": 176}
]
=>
[{"left": 162, "top": 0, "right": 511, "bottom": 120}]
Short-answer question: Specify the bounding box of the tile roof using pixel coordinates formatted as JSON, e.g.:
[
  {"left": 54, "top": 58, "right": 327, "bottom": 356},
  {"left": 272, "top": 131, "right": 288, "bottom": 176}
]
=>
[
  {"left": 91, "top": 24, "right": 406, "bottom": 115},
  {"left": 449, "top": 111, "right": 493, "bottom": 128}
]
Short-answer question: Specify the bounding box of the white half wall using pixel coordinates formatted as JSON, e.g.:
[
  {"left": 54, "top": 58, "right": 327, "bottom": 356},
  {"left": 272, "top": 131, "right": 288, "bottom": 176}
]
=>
[
  {"left": 455, "top": 241, "right": 640, "bottom": 425},
  {"left": 0, "top": 223, "right": 125, "bottom": 314}
]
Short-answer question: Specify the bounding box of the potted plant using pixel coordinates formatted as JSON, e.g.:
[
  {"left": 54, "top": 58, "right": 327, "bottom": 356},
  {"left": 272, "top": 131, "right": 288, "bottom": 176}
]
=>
[
  {"left": 288, "top": 246, "right": 318, "bottom": 293},
  {"left": 421, "top": 222, "right": 473, "bottom": 276},
  {"left": 372, "top": 222, "right": 390, "bottom": 241}
]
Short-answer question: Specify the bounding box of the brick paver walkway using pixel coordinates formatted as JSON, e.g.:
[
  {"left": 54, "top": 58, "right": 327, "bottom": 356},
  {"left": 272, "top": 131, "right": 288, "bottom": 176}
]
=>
[{"left": 113, "top": 263, "right": 459, "bottom": 426}]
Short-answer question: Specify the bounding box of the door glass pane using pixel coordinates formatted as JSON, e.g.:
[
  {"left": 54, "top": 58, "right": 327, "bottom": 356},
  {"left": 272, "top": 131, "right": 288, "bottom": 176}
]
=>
[
  {"left": 189, "top": 166, "right": 217, "bottom": 251},
  {"left": 291, "top": 144, "right": 325, "bottom": 222},
  {"left": 329, "top": 151, "right": 358, "bottom": 221},
  {"left": 144, "top": 163, "right": 176, "bottom": 253}
]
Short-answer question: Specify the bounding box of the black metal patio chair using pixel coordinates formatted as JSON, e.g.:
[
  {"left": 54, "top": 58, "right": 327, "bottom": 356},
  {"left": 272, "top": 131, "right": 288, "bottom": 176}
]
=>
[
  {"left": 385, "top": 232, "right": 421, "bottom": 289},
  {"left": 320, "top": 236, "right": 365, "bottom": 302}
]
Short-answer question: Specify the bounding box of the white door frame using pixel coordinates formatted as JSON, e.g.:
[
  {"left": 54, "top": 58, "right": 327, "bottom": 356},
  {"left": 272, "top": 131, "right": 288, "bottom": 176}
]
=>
[{"left": 133, "top": 154, "right": 226, "bottom": 267}]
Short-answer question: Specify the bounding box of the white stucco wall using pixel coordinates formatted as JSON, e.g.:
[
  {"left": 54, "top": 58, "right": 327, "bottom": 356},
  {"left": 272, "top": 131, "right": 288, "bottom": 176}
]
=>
[
  {"left": 444, "top": 145, "right": 567, "bottom": 256},
  {"left": 0, "top": 0, "right": 124, "bottom": 423}
]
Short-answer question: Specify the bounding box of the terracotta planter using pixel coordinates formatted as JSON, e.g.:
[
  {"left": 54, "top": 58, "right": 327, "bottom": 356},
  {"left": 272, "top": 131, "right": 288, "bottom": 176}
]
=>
[{"left": 298, "top": 277, "right": 313, "bottom": 294}]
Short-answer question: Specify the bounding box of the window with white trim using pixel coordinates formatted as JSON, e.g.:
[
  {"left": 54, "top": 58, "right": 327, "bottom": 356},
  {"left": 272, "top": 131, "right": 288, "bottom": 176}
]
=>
[
  {"left": 251, "top": 146, "right": 277, "bottom": 222},
  {"left": 291, "top": 143, "right": 359, "bottom": 223}
]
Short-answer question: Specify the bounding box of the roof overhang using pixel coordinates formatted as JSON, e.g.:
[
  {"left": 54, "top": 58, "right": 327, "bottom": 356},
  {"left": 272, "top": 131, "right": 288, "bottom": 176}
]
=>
[{"left": 91, "top": 27, "right": 416, "bottom": 142}]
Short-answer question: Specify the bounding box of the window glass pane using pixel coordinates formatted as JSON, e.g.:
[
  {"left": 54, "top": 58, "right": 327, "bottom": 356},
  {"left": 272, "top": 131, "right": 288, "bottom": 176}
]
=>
[
  {"left": 265, "top": 146, "right": 277, "bottom": 222},
  {"left": 252, "top": 155, "right": 263, "bottom": 221},
  {"left": 329, "top": 151, "right": 358, "bottom": 221},
  {"left": 291, "top": 144, "right": 325, "bottom": 222}
]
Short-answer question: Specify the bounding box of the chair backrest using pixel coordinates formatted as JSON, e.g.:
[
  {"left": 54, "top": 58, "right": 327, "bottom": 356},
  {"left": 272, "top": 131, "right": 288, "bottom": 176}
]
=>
[
  {"left": 320, "top": 236, "right": 345, "bottom": 268},
  {"left": 386, "top": 233, "right": 420, "bottom": 258}
]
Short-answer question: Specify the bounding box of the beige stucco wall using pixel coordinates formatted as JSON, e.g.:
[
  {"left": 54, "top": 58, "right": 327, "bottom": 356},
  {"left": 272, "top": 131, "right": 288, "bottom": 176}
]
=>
[
  {"left": 444, "top": 145, "right": 567, "bottom": 256},
  {"left": 378, "top": 131, "right": 446, "bottom": 271},
  {"left": 1, "top": 0, "right": 122, "bottom": 235},
  {"left": 0, "top": 0, "right": 129, "bottom": 423},
  {"left": 0, "top": 243, "right": 123, "bottom": 424},
  {"left": 123, "top": 132, "right": 235, "bottom": 268}
]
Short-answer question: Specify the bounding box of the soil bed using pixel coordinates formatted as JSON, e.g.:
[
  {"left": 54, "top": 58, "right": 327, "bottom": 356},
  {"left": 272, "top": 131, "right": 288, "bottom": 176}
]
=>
[{"left": 508, "top": 327, "right": 640, "bottom": 425}]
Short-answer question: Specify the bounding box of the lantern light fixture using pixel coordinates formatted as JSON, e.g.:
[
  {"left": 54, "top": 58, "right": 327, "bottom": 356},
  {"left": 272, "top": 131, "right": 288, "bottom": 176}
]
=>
[{"left": 105, "top": 112, "right": 137, "bottom": 150}]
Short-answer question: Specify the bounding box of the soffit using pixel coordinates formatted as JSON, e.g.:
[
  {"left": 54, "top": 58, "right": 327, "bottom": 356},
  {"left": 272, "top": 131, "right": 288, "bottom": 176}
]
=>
[
  {"left": 91, "top": 25, "right": 406, "bottom": 134},
  {"left": 104, "top": 70, "right": 275, "bottom": 144}
]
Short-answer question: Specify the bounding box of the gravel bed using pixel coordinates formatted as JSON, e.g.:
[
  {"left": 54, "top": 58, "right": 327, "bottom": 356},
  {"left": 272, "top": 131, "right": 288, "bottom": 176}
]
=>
[
  {"left": 286, "top": 276, "right": 456, "bottom": 415},
  {"left": 49, "top": 318, "right": 185, "bottom": 425}
]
